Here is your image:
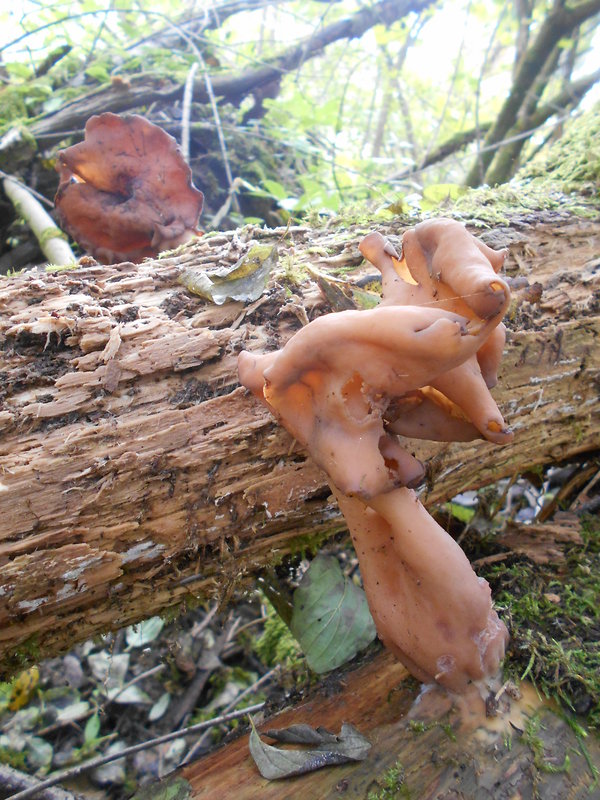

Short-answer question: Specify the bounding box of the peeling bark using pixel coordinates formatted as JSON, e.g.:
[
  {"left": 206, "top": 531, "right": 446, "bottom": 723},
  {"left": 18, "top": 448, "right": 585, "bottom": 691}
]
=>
[{"left": 0, "top": 211, "right": 599, "bottom": 676}]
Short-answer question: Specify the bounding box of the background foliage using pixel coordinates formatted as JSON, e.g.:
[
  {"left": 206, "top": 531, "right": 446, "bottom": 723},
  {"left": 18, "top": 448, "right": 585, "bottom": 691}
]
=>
[{"left": 1, "top": 0, "right": 599, "bottom": 268}]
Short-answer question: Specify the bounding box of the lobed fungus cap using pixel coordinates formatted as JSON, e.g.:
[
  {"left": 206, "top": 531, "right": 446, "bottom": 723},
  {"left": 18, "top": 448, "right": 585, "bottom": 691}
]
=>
[
  {"left": 54, "top": 113, "right": 204, "bottom": 264},
  {"left": 239, "top": 219, "right": 512, "bottom": 500}
]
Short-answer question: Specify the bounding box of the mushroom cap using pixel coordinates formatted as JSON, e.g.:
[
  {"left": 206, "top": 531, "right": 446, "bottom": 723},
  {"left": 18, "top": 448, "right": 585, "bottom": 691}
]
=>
[
  {"left": 359, "top": 220, "right": 509, "bottom": 323},
  {"left": 358, "top": 221, "right": 513, "bottom": 447},
  {"left": 54, "top": 113, "right": 204, "bottom": 263},
  {"left": 240, "top": 302, "right": 506, "bottom": 498}
]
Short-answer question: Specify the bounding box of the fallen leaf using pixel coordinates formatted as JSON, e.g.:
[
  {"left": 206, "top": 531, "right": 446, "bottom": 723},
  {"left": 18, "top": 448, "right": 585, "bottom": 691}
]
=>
[
  {"left": 180, "top": 244, "right": 276, "bottom": 304},
  {"left": 249, "top": 718, "right": 371, "bottom": 780},
  {"left": 125, "top": 617, "right": 165, "bottom": 648},
  {"left": 8, "top": 667, "right": 39, "bottom": 711}
]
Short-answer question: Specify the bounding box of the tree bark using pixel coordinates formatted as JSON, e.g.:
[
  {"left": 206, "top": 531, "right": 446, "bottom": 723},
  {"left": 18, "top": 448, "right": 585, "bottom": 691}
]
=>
[
  {"left": 484, "top": 68, "right": 600, "bottom": 186},
  {"left": 0, "top": 209, "right": 599, "bottom": 677}
]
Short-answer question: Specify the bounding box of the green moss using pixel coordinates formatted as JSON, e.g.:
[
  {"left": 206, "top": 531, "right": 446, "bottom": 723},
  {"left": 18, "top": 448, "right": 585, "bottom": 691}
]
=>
[
  {"left": 0, "top": 747, "right": 28, "bottom": 770},
  {"left": 482, "top": 517, "right": 600, "bottom": 729},
  {"left": 518, "top": 103, "right": 600, "bottom": 190},
  {"left": 279, "top": 252, "right": 310, "bottom": 285},
  {"left": 367, "top": 759, "right": 412, "bottom": 800},
  {"left": 38, "top": 227, "right": 68, "bottom": 246},
  {"left": 285, "top": 528, "right": 337, "bottom": 563},
  {"left": 451, "top": 181, "right": 582, "bottom": 228},
  {"left": 254, "top": 598, "right": 302, "bottom": 668},
  {"left": 523, "top": 714, "right": 571, "bottom": 774},
  {"left": 408, "top": 717, "right": 456, "bottom": 741},
  {"left": 0, "top": 635, "right": 42, "bottom": 681}
]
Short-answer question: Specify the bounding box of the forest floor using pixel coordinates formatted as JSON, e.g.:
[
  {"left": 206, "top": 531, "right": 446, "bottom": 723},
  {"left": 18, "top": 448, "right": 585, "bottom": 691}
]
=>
[{"left": 0, "top": 455, "right": 599, "bottom": 799}]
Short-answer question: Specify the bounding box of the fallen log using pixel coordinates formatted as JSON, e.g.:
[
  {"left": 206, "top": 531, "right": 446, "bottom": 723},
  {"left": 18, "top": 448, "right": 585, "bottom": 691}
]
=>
[
  {"left": 0, "top": 209, "right": 599, "bottom": 676},
  {"left": 174, "top": 649, "right": 600, "bottom": 800}
]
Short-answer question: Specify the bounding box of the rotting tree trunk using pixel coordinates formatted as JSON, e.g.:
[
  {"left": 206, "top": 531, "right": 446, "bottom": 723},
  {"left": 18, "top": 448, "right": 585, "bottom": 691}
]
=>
[{"left": 0, "top": 209, "right": 599, "bottom": 677}]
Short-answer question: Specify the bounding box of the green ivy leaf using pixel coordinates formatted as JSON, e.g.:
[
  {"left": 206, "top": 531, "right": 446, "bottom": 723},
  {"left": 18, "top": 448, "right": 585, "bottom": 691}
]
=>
[{"left": 290, "top": 555, "right": 376, "bottom": 673}]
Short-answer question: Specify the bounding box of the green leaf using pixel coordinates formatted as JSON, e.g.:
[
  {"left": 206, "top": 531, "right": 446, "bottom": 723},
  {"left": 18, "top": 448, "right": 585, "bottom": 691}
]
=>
[
  {"left": 262, "top": 179, "right": 287, "bottom": 199},
  {"left": 5, "top": 62, "right": 31, "bottom": 80},
  {"left": 444, "top": 502, "right": 476, "bottom": 523},
  {"left": 84, "top": 712, "right": 101, "bottom": 744},
  {"left": 125, "top": 616, "right": 164, "bottom": 648},
  {"left": 290, "top": 555, "right": 376, "bottom": 673},
  {"left": 249, "top": 717, "right": 371, "bottom": 780},
  {"left": 85, "top": 64, "right": 110, "bottom": 83}
]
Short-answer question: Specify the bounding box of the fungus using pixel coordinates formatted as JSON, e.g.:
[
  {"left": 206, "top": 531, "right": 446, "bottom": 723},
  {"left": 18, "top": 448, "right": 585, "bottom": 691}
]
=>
[
  {"left": 54, "top": 113, "right": 203, "bottom": 264},
  {"left": 239, "top": 218, "right": 513, "bottom": 692}
]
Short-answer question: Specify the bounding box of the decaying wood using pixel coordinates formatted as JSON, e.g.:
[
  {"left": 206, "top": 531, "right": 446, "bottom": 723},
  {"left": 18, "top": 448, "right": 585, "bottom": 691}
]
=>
[
  {"left": 0, "top": 210, "right": 599, "bottom": 676},
  {"left": 495, "top": 511, "right": 584, "bottom": 564},
  {"left": 176, "top": 650, "right": 600, "bottom": 799}
]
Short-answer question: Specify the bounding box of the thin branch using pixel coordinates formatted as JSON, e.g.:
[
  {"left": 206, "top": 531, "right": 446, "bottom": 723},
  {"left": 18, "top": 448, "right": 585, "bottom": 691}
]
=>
[
  {"left": 465, "top": 0, "right": 600, "bottom": 186},
  {"left": 2, "top": 178, "right": 76, "bottom": 266},
  {"left": 0, "top": 763, "right": 78, "bottom": 800},
  {"left": 28, "top": 0, "right": 437, "bottom": 141},
  {"left": 194, "top": 51, "right": 241, "bottom": 214},
  {"left": 180, "top": 665, "right": 281, "bottom": 765},
  {"left": 181, "top": 62, "right": 199, "bottom": 162},
  {"left": 6, "top": 702, "right": 266, "bottom": 800},
  {"left": 484, "top": 67, "right": 600, "bottom": 184},
  {"left": 388, "top": 121, "right": 494, "bottom": 181}
]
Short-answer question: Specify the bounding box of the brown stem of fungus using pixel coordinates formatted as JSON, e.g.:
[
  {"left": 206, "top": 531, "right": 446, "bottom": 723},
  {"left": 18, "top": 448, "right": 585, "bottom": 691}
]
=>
[
  {"left": 238, "top": 218, "right": 512, "bottom": 691},
  {"left": 334, "top": 488, "right": 508, "bottom": 692}
]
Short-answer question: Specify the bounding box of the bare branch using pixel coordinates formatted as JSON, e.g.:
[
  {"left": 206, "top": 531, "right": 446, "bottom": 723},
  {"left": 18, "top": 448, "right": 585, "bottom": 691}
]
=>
[
  {"left": 28, "top": 0, "right": 437, "bottom": 143},
  {"left": 465, "top": 0, "right": 600, "bottom": 186},
  {"left": 7, "top": 703, "right": 266, "bottom": 800}
]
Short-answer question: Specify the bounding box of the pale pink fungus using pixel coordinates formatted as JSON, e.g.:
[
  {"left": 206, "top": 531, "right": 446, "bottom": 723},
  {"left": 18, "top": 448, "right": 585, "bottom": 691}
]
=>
[{"left": 239, "top": 218, "right": 512, "bottom": 692}]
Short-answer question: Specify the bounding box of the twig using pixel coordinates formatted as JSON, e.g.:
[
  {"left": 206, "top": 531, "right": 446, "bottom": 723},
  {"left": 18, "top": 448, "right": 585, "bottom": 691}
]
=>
[
  {"left": 2, "top": 178, "right": 76, "bottom": 266},
  {"left": 181, "top": 61, "right": 199, "bottom": 162},
  {"left": 195, "top": 50, "right": 241, "bottom": 215},
  {"left": 6, "top": 702, "right": 265, "bottom": 800},
  {"left": 180, "top": 665, "right": 280, "bottom": 765},
  {"left": 163, "top": 615, "right": 239, "bottom": 730},
  {"left": 107, "top": 663, "right": 166, "bottom": 704},
  {"left": 0, "top": 167, "right": 53, "bottom": 209},
  {"left": 0, "top": 764, "right": 79, "bottom": 800},
  {"left": 473, "top": 0, "right": 510, "bottom": 185},
  {"left": 158, "top": 18, "right": 240, "bottom": 216}
]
